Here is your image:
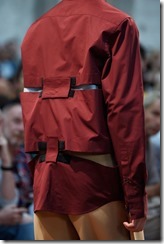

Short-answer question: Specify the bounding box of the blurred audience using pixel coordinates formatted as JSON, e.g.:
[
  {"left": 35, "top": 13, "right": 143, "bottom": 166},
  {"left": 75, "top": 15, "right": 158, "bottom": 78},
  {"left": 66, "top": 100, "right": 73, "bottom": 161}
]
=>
[
  {"left": 0, "top": 39, "right": 19, "bottom": 81},
  {"left": 140, "top": 44, "right": 160, "bottom": 92},
  {"left": 0, "top": 39, "right": 22, "bottom": 110},
  {"left": 143, "top": 91, "right": 160, "bottom": 240},
  {"left": 0, "top": 78, "right": 15, "bottom": 109},
  {"left": 0, "top": 100, "right": 34, "bottom": 240},
  {"left": 150, "top": 131, "right": 160, "bottom": 174}
]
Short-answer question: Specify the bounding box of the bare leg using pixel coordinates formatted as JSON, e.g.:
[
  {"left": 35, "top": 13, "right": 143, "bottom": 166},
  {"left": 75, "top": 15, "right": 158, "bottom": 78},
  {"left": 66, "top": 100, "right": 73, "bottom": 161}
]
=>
[
  {"left": 69, "top": 201, "right": 130, "bottom": 240},
  {"left": 34, "top": 211, "right": 79, "bottom": 240}
]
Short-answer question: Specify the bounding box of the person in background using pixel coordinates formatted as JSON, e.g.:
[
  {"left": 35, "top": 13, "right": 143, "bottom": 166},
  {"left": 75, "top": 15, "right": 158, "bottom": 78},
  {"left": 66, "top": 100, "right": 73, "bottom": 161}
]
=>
[
  {"left": 0, "top": 78, "right": 15, "bottom": 109},
  {"left": 0, "top": 39, "right": 20, "bottom": 81},
  {"left": 0, "top": 100, "right": 34, "bottom": 240},
  {"left": 10, "top": 62, "right": 24, "bottom": 99},
  {"left": 150, "top": 131, "right": 160, "bottom": 174},
  {"left": 143, "top": 91, "right": 160, "bottom": 240}
]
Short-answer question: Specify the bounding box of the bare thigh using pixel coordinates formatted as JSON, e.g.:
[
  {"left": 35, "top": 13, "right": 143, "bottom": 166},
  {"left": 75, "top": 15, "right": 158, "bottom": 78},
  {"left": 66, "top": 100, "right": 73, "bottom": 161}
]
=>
[
  {"left": 69, "top": 201, "right": 130, "bottom": 240},
  {"left": 34, "top": 211, "right": 79, "bottom": 240}
]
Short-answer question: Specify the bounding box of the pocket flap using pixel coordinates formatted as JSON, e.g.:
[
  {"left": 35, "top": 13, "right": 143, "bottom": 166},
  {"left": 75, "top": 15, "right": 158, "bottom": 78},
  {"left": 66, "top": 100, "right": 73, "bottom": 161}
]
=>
[{"left": 42, "top": 77, "right": 70, "bottom": 98}]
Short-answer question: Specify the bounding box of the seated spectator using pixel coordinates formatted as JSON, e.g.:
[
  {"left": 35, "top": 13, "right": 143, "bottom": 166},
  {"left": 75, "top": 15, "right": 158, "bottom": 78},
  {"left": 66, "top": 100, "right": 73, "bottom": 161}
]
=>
[
  {"left": 150, "top": 131, "right": 160, "bottom": 174},
  {"left": 8, "top": 62, "right": 24, "bottom": 100},
  {"left": 0, "top": 78, "right": 15, "bottom": 109},
  {"left": 142, "top": 49, "right": 160, "bottom": 92},
  {"left": 144, "top": 91, "right": 160, "bottom": 240},
  {"left": 0, "top": 39, "right": 20, "bottom": 81},
  {"left": 0, "top": 100, "right": 34, "bottom": 240}
]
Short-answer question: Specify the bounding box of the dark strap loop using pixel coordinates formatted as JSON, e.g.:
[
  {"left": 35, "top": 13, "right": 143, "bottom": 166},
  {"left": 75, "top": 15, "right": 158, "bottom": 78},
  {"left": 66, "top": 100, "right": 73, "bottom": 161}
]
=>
[
  {"left": 38, "top": 140, "right": 65, "bottom": 152},
  {"left": 39, "top": 152, "right": 71, "bottom": 164},
  {"left": 68, "top": 77, "right": 76, "bottom": 97}
]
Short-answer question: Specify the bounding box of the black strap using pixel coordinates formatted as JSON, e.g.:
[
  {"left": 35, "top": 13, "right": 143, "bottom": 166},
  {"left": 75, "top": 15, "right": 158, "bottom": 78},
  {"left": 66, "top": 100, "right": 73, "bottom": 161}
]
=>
[
  {"left": 38, "top": 141, "right": 47, "bottom": 151},
  {"left": 1, "top": 165, "right": 14, "bottom": 171},
  {"left": 39, "top": 152, "right": 71, "bottom": 164},
  {"left": 38, "top": 141, "right": 69, "bottom": 163},
  {"left": 68, "top": 77, "right": 76, "bottom": 97},
  {"left": 38, "top": 141, "right": 65, "bottom": 152}
]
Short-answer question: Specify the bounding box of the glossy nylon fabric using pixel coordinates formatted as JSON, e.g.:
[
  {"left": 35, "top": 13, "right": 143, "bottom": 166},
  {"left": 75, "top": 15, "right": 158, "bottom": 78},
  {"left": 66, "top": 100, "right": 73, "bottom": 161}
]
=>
[{"left": 20, "top": 0, "right": 147, "bottom": 219}]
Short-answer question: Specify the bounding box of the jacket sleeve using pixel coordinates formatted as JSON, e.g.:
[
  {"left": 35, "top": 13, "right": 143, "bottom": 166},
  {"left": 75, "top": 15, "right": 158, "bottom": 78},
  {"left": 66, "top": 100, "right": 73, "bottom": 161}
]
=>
[{"left": 102, "top": 17, "right": 147, "bottom": 219}]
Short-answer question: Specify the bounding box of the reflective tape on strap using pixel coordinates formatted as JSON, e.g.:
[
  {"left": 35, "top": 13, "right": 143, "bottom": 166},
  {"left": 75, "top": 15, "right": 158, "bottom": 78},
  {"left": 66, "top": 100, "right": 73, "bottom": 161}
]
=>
[
  {"left": 24, "top": 88, "right": 42, "bottom": 92},
  {"left": 24, "top": 84, "right": 101, "bottom": 93},
  {"left": 72, "top": 84, "right": 101, "bottom": 90}
]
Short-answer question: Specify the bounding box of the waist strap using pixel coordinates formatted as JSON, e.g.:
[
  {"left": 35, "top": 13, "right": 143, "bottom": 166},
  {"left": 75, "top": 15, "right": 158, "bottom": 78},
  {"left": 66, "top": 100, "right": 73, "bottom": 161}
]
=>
[
  {"left": 39, "top": 152, "right": 71, "bottom": 164},
  {"left": 24, "top": 84, "right": 101, "bottom": 93},
  {"left": 39, "top": 149, "right": 116, "bottom": 167}
]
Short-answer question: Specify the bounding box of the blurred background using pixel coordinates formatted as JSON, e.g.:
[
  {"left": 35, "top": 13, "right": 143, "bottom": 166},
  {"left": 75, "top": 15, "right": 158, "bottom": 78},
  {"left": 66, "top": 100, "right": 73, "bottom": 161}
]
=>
[{"left": 0, "top": 0, "right": 160, "bottom": 49}]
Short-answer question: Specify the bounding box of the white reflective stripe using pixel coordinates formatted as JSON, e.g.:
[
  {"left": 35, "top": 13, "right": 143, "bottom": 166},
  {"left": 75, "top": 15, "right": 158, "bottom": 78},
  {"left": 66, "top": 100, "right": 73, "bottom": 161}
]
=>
[
  {"left": 24, "top": 88, "right": 42, "bottom": 92},
  {"left": 23, "top": 84, "right": 100, "bottom": 92},
  {"left": 72, "top": 84, "right": 100, "bottom": 90}
]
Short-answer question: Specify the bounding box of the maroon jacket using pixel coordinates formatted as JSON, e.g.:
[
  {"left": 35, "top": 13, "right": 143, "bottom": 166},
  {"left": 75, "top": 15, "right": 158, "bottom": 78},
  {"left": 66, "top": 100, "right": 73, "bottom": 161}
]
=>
[{"left": 20, "top": 0, "right": 147, "bottom": 219}]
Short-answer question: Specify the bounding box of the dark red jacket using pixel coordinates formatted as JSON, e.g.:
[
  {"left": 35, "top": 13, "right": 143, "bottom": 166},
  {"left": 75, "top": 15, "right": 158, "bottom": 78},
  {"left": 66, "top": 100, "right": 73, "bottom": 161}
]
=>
[{"left": 20, "top": 0, "right": 147, "bottom": 219}]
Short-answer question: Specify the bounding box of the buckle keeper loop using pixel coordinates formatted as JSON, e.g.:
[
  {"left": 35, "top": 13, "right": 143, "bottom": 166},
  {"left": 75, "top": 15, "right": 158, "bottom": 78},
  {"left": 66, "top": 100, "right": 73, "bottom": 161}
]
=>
[{"left": 68, "top": 77, "right": 76, "bottom": 97}]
